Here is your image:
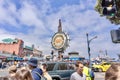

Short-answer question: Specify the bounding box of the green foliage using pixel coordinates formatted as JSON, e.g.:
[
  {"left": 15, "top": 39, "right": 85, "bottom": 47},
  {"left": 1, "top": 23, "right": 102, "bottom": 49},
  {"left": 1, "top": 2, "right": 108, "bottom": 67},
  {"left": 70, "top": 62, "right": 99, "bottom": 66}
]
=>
[
  {"left": 95, "top": 0, "right": 120, "bottom": 25},
  {"left": 95, "top": 0, "right": 103, "bottom": 16}
]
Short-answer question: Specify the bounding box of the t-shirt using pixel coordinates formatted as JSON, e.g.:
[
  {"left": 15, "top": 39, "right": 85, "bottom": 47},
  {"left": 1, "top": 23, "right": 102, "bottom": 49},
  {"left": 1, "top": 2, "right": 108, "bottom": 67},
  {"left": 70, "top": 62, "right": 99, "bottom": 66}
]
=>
[{"left": 70, "top": 72, "right": 86, "bottom": 80}]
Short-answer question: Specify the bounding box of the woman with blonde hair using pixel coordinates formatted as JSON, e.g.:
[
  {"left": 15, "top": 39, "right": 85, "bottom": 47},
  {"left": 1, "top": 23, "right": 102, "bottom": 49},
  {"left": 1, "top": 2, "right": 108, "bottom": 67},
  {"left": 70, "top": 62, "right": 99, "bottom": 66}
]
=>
[
  {"left": 8, "top": 65, "right": 17, "bottom": 78},
  {"left": 1, "top": 68, "right": 33, "bottom": 80},
  {"left": 105, "top": 63, "right": 120, "bottom": 80},
  {"left": 15, "top": 68, "right": 33, "bottom": 80}
]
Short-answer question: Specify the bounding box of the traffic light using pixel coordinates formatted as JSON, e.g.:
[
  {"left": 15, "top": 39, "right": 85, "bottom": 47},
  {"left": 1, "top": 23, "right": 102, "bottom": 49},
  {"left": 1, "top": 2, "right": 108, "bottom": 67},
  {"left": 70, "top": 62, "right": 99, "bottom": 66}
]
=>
[{"left": 101, "top": 0, "right": 116, "bottom": 16}]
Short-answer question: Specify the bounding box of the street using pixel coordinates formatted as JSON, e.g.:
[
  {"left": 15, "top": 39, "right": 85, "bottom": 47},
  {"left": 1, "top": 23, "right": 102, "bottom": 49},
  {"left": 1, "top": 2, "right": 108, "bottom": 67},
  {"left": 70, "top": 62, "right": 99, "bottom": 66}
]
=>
[{"left": 95, "top": 72, "right": 105, "bottom": 80}]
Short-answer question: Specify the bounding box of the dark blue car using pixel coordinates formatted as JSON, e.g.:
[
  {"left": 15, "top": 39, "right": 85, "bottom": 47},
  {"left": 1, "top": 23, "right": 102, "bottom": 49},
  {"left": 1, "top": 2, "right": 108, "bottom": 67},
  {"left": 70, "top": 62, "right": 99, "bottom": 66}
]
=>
[{"left": 41, "top": 62, "right": 75, "bottom": 80}]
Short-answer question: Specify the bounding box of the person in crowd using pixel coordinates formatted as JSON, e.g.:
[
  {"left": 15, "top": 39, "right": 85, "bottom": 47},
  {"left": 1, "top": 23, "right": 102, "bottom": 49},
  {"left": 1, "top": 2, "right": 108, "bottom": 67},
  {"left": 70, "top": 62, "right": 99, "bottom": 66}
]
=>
[
  {"left": 0, "top": 77, "right": 10, "bottom": 80},
  {"left": 0, "top": 65, "right": 17, "bottom": 80},
  {"left": 41, "top": 63, "right": 52, "bottom": 80},
  {"left": 15, "top": 68, "right": 33, "bottom": 80},
  {"left": 105, "top": 63, "right": 120, "bottom": 80},
  {"left": 1, "top": 68, "right": 33, "bottom": 80},
  {"left": 27, "top": 58, "right": 43, "bottom": 80},
  {"left": 89, "top": 69, "right": 94, "bottom": 80},
  {"left": 0, "top": 59, "right": 2, "bottom": 68},
  {"left": 83, "top": 62, "right": 94, "bottom": 80},
  {"left": 2, "top": 62, "right": 7, "bottom": 69},
  {"left": 8, "top": 65, "right": 17, "bottom": 78},
  {"left": 70, "top": 61, "right": 86, "bottom": 80}
]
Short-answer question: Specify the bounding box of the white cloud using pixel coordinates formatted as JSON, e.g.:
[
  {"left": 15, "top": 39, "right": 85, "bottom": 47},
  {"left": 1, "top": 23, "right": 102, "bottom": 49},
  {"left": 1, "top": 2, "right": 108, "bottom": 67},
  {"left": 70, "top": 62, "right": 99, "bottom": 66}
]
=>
[{"left": 0, "top": 0, "right": 120, "bottom": 59}]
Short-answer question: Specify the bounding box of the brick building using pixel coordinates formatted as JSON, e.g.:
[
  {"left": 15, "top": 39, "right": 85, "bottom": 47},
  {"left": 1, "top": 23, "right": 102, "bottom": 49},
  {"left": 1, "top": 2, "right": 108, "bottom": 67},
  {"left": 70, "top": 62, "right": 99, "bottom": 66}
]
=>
[{"left": 0, "top": 38, "right": 24, "bottom": 57}]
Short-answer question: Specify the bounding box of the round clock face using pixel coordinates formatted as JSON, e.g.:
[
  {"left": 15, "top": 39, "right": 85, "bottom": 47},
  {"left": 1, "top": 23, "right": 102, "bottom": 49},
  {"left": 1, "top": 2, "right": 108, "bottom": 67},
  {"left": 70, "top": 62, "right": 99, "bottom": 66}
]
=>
[{"left": 51, "top": 32, "right": 67, "bottom": 50}]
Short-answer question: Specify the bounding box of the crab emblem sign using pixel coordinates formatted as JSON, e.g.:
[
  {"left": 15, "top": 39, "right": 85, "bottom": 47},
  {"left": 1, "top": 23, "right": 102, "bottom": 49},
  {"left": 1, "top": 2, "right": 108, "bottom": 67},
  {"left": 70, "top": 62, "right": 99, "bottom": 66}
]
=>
[{"left": 51, "top": 32, "right": 68, "bottom": 50}]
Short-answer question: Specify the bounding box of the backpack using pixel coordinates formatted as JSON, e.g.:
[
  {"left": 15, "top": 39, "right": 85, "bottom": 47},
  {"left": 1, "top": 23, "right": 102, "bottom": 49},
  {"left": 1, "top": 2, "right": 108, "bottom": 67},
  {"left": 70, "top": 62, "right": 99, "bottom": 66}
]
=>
[{"left": 33, "top": 71, "right": 47, "bottom": 80}]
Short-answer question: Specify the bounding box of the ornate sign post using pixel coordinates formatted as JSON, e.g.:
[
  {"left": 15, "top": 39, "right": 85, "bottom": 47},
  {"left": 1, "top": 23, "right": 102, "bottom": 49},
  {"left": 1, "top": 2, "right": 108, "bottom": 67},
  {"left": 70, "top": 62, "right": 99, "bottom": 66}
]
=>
[{"left": 51, "top": 19, "right": 69, "bottom": 60}]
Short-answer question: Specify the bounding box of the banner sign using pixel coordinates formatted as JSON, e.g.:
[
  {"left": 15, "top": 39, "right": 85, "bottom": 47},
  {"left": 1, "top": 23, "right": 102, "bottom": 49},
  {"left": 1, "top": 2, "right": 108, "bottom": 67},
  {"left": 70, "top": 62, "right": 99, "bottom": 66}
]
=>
[{"left": 6, "top": 57, "right": 23, "bottom": 61}]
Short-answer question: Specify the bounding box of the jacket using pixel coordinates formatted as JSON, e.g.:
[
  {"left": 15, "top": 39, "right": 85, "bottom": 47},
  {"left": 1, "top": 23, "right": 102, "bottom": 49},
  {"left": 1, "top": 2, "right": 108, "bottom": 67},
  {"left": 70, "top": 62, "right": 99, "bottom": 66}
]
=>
[
  {"left": 31, "top": 67, "right": 43, "bottom": 80},
  {"left": 83, "top": 66, "right": 91, "bottom": 80}
]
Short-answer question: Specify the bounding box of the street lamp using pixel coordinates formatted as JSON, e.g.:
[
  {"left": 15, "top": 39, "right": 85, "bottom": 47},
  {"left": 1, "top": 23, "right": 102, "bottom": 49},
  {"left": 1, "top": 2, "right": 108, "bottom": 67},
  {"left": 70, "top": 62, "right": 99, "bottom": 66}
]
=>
[{"left": 86, "top": 33, "right": 97, "bottom": 67}]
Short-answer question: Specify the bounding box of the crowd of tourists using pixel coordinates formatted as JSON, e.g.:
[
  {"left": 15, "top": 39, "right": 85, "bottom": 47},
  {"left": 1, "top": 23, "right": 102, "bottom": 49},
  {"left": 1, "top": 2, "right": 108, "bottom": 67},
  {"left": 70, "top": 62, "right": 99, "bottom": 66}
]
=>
[
  {"left": 0, "top": 58, "right": 52, "bottom": 80},
  {"left": 1, "top": 57, "right": 119, "bottom": 80}
]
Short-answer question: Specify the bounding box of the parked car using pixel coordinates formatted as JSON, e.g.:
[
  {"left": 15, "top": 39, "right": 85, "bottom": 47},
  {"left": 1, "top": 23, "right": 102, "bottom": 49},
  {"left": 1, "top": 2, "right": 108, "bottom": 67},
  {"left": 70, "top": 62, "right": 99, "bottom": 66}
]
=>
[
  {"left": 92, "top": 62, "right": 111, "bottom": 72},
  {"left": 40, "top": 61, "right": 75, "bottom": 80}
]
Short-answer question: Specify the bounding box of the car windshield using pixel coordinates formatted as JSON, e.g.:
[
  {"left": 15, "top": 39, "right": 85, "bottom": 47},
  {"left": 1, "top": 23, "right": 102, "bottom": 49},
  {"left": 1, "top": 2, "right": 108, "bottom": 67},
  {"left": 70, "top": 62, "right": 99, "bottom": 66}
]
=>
[{"left": 46, "top": 63, "right": 56, "bottom": 71}]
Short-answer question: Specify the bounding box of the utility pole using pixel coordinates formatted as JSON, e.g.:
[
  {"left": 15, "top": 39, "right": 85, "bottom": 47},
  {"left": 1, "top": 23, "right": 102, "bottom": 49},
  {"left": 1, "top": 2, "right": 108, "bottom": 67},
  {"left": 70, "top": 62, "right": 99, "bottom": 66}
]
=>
[{"left": 86, "top": 33, "right": 97, "bottom": 67}]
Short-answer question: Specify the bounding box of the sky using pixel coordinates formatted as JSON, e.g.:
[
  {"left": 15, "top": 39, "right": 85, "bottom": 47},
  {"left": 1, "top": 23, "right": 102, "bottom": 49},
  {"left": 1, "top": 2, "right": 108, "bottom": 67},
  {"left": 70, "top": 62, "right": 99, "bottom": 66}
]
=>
[{"left": 0, "top": 0, "right": 120, "bottom": 59}]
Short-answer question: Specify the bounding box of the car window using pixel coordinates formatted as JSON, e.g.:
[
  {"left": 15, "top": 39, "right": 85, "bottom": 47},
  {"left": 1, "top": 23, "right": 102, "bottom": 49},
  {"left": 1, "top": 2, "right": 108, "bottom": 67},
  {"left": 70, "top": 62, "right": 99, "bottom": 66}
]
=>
[
  {"left": 58, "top": 63, "right": 67, "bottom": 70},
  {"left": 46, "top": 63, "right": 56, "bottom": 71},
  {"left": 67, "top": 63, "right": 75, "bottom": 70}
]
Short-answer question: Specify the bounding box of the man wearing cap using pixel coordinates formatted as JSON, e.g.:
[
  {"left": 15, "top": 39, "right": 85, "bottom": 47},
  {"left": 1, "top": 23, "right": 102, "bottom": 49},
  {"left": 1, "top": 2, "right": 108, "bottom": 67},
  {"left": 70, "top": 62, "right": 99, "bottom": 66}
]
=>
[{"left": 27, "top": 58, "right": 43, "bottom": 80}]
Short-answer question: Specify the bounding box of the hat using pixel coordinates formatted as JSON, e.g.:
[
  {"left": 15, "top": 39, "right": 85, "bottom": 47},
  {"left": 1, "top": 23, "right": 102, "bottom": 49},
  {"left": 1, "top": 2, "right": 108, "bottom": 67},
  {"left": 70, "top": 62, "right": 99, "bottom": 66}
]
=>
[{"left": 27, "top": 58, "right": 38, "bottom": 67}]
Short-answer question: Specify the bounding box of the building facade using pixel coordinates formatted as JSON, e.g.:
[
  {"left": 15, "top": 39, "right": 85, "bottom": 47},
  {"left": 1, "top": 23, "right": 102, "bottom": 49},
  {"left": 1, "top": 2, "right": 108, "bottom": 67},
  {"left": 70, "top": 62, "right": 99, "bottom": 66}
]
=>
[{"left": 0, "top": 39, "right": 24, "bottom": 57}]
